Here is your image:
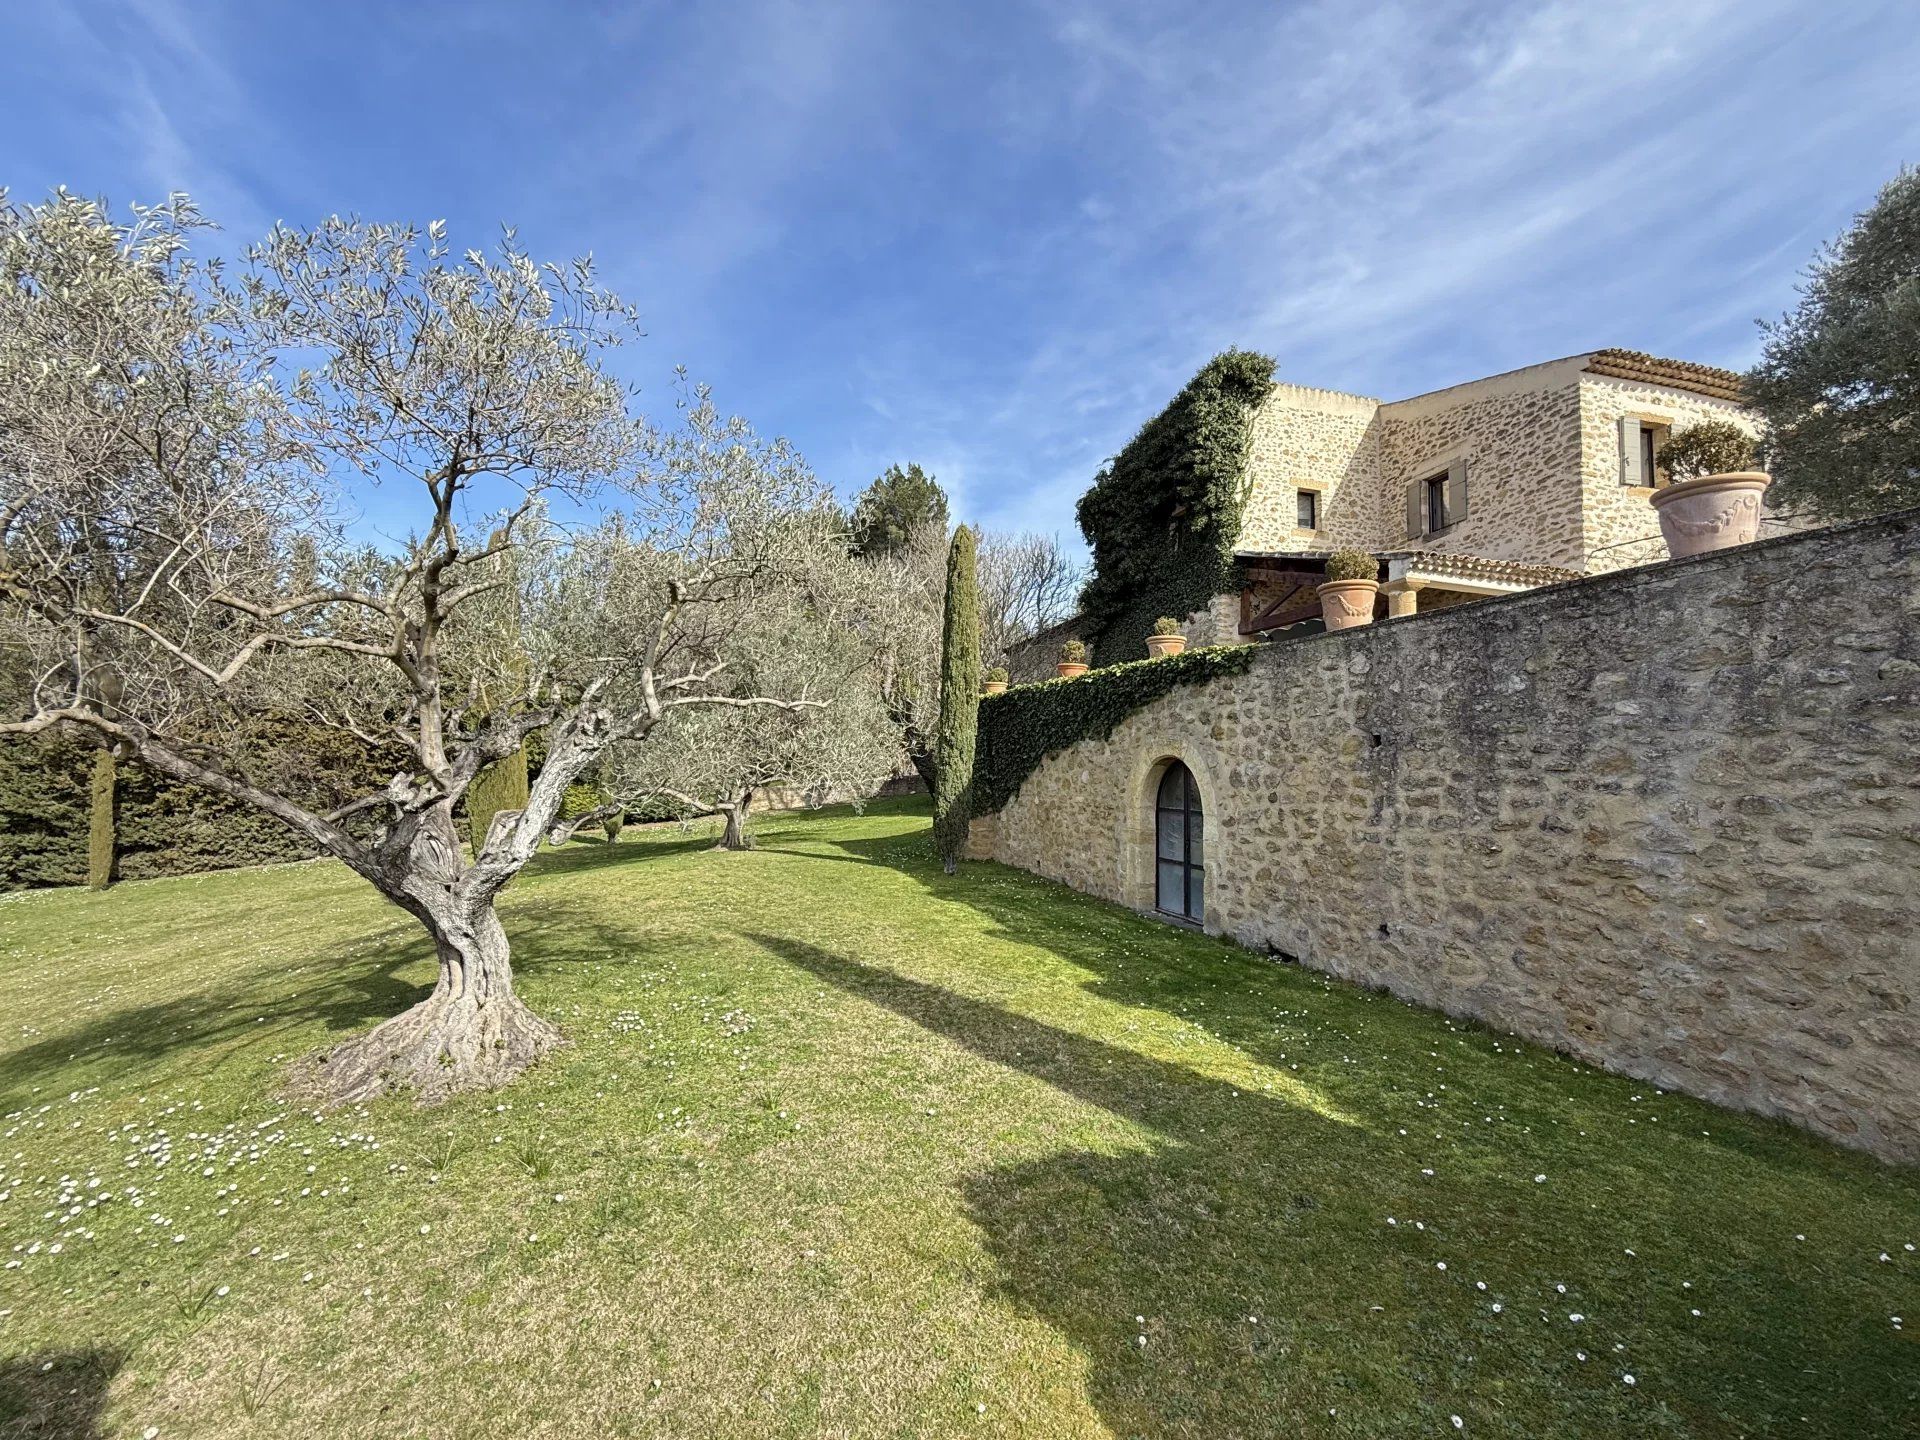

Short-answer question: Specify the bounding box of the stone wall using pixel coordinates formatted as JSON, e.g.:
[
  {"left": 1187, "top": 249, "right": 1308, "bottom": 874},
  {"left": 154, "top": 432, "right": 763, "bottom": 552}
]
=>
[
  {"left": 969, "top": 510, "right": 1920, "bottom": 1162},
  {"left": 1374, "top": 364, "right": 1586, "bottom": 570},
  {"left": 1238, "top": 384, "right": 1384, "bottom": 554}
]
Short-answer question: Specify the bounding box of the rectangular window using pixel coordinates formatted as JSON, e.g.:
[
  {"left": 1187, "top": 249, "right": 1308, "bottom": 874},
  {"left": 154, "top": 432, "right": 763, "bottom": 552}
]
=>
[
  {"left": 1425, "top": 474, "right": 1449, "bottom": 533},
  {"left": 1621, "top": 417, "right": 1672, "bottom": 486},
  {"left": 1643, "top": 423, "right": 1671, "bottom": 485},
  {"left": 1295, "top": 490, "right": 1318, "bottom": 530}
]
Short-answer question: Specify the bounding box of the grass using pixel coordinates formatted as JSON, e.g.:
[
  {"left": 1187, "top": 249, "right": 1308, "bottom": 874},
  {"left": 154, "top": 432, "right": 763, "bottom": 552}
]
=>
[{"left": 0, "top": 797, "right": 1914, "bottom": 1438}]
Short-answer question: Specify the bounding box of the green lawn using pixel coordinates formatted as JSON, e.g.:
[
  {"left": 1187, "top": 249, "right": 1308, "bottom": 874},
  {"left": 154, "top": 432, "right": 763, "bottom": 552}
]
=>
[{"left": 1, "top": 799, "right": 1914, "bottom": 1438}]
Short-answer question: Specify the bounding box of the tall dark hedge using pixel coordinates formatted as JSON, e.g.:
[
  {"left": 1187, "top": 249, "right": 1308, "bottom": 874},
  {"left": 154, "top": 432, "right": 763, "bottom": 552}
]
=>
[
  {"left": 0, "top": 719, "right": 403, "bottom": 891},
  {"left": 1075, "top": 349, "right": 1275, "bottom": 663},
  {"left": 462, "top": 526, "right": 534, "bottom": 852},
  {"left": 932, "top": 525, "right": 981, "bottom": 873},
  {"left": 0, "top": 731, "right": 94, "bottom": 889},
  {"left": 467, "top": 748, "right": 530, "bottom": 853}
]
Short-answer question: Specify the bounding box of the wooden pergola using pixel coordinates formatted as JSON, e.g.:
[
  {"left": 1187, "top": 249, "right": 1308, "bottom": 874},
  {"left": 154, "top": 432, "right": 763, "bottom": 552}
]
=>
[{"left": 1235, "top": 550, "right": 1582, "bottom": 636}]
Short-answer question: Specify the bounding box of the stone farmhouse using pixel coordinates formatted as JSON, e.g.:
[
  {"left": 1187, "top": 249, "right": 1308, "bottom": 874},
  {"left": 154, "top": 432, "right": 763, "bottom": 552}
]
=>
[{"left": 1193, "top": 349, "right": 1778, "bottom": 643}]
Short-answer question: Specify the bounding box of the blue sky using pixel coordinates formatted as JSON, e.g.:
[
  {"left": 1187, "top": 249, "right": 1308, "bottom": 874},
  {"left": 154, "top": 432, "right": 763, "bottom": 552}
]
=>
[{"left": 4, "top": 0, "right": 1917, "bottom": 545}]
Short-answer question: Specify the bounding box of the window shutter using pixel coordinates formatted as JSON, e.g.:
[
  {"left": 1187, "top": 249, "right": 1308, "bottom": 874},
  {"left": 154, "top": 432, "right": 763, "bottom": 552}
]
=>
[
  {"left": 1406, "top": 479, "right": 1424, "bottom": 539},
  {"left": 1445, "top": 459, "right": 1469, "bottom": 526},
  {"left": 1619, "top": 416, "right": 1644, "bottom": 485}
]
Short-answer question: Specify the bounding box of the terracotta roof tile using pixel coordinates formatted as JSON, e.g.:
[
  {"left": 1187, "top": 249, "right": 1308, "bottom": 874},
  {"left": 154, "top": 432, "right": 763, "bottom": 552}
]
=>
[
  {"left": 1387, "top": 549, "right": 1583, "bottom": 587},
  {"left": 1583, "top": 350, "right": 1747, "bottom": 404}
]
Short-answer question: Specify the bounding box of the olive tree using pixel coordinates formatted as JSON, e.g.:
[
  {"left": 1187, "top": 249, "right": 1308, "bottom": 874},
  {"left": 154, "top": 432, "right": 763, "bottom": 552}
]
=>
[
  {"left": 1747, "top": 167, "right": 1920, "bottom": 520},
  {"left": 583, "top": 576, "right": 899, "bottom": 851},
  {"left": 0, "top": 191, "right": 833, "bottom": 1102}
]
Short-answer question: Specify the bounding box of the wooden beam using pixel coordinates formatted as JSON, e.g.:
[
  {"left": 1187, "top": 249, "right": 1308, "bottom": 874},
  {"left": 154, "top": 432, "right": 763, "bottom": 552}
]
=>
[{"left": 1240, "top": 569, "right": 1326, "bottom": 634}]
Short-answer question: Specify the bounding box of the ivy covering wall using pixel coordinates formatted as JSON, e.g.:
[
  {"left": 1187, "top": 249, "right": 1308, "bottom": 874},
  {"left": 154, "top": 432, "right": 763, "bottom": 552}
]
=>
[
  {"left": 971, "top": 644, "right": 1256, "bottom": 816},
  {"left": 1074, "top": 348, "right": 1275, "bottom": 663}
]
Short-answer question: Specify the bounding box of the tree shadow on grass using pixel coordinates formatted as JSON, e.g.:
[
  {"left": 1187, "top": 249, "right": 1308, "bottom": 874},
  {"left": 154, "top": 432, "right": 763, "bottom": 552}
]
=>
[
  {"left": 525, "top": 829, "right": 719, "bottom": 878},
  {"left": 0, "top": 1349, "right": 122, "bottom": 1439},
  {"left": 745, "top": 906, "right": 1919, "bottom": 1437},
  {"left": 765, "top": 827, "right": 1887, "bottom": 1178},
  {"left": 0, "top": 882, "right": 686, "bottom": 1104},
  {"left": 0, "top": 923, "right": 432, "bottom": 1105}
]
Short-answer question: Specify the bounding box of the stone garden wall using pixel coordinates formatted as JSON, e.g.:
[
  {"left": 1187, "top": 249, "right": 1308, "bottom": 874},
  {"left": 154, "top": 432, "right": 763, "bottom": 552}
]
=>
[{"left": 969, "top": 509, "right": 1920, "bottom": 1162}]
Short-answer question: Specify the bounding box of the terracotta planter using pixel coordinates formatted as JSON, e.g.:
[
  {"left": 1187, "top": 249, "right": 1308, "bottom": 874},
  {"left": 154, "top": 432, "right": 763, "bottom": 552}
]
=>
[
  {"left": 1318, "top": 578, "right": 1379, "bottom": 632},
  {"left": 1145, "top": 633, "right": 1187, "bottom": 658},
  {"left": 981, "top": 679, "right": 1007, "bottom": 696},
  {"left": 1649, "top": 472, "right": 1770, "bottom": 559},
  {"left": 1056, "top": 661, "right": 1089, "bottom": 679}
]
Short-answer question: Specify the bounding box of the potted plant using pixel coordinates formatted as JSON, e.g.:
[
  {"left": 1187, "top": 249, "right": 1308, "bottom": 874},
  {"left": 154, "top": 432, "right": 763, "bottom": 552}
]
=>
[
  {"left": 982, "top": 665, "right": 1009, "bottom": 696},
  {"left": 1146, "top": 616, "right": 1187, "bottom": 658},
  {"left": 1056, "top": 640, "right": 1090, "bottom": 678},
  {"left": 1318, "top": 549, "right": 1380, "bottom": 631},
  {"left": 1649, "top": 421, "right": 1767, "bottom": 559}
]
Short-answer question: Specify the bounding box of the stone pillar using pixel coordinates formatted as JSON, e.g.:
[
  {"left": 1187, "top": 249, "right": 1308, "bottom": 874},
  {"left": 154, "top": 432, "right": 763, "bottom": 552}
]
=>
[{"left": 1382, "top": 579, "right": 1426, "bottom": 618}]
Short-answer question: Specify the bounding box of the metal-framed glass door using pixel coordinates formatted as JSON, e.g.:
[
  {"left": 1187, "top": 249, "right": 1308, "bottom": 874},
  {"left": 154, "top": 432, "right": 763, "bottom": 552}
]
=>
[{"left": 1154, "top": 762, "right": 1204, "bottom": 922}]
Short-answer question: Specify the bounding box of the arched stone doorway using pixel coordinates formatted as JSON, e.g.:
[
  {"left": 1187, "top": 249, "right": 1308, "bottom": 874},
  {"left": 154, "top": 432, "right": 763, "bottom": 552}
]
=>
[
  {"left": 1153, "top": 760, "right": 1205, "bottom": 923},
  {"left": 1119, "top": 747, "right": 1221, "bottom": 930}
]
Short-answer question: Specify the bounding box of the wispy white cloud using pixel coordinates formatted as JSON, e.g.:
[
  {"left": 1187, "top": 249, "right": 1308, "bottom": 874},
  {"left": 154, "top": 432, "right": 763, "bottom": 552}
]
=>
[
  {"left": 846, "top": 0, "right": 1920, "bottom": 536},
  {"left": 4, "top": 0, "right": 1914, "bottom": 548},
  {"left": 47, "top": 0, "right": 274, "bottom": 242}
]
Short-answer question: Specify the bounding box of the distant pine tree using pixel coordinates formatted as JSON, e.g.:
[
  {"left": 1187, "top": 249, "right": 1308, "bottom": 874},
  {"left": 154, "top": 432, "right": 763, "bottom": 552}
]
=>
[
  {"left": 851, "top": 463, "right": 949, "bottom": 556},
  {"left": 932, "top": 525, "right": 981, "bottom": 874}
]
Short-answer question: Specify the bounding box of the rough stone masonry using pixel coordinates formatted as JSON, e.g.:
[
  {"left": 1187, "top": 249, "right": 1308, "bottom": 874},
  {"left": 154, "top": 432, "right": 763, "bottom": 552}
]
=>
[{"left": 969, "top": 508, "right": 1920, "bottom": 1162}]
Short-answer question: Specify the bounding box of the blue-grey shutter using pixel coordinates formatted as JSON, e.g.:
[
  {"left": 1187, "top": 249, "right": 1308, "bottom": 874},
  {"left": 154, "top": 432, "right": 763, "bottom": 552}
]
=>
[
  {"left": 1619, "top": 416, "right": 1645, "bottom": 485},
  {"left": 1406, "top": 479, "right": 1424, "bottom": 539},
  {"left": 1445, "top": 459, "right": 1468, "bottom": 526}
]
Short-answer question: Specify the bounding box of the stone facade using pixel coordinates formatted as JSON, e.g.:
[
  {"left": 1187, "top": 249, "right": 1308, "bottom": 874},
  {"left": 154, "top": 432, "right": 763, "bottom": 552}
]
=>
[
  {"left": 1237, "top": 384, "right": 1383, "bottom": 554},
  {"left": 970, "top": 510, "right": 1920, "bottom": 1162},
  {"left": 1236, "top": 353, "right": 1779, "bottom": 578},
  {"left": 1575, "top": 372, "right": 1785, "bottom": 574}
]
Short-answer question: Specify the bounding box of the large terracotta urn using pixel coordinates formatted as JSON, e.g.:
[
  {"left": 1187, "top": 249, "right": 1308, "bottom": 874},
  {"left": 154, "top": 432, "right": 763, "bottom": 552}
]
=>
[
  {"left": 1318, "top": 578, "right": 1379, "bottom": 632},
  {"left": 1055, "top": 661, "right": 1089, "bottom": 679},
  {"left": 981, "top": 678, "right": 1008, "bottom": 696},
  {"left": 1649, "top": 472, "right": 1770, "bottom": 559},
  {"left": 1145, "top": 632, "right": 1187, "bottom": 658}
]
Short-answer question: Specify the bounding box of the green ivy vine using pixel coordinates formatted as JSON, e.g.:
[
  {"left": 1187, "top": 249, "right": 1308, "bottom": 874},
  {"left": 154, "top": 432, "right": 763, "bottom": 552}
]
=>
[
  {"left": 1075, "top": 348, "right": 1275, "bottom": 663},
  {"left": 971, "top": 644, "right": 1257, "bottom": 816}
]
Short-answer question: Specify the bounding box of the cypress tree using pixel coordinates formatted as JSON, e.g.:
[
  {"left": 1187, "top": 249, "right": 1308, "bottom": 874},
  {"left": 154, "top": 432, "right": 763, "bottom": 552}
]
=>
[
  {"left": 86, "top": 747, "right": 116, "bottom": 890},
  {"left": 467, "top": 746, "right": 531, "bottom": 854},
  {"left": 932, "top": 525, "right": 981, "bottom": 874}
]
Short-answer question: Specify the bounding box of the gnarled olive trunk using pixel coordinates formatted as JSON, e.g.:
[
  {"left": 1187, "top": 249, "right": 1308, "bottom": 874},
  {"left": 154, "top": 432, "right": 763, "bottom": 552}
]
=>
[
  {"left": 716, "top": 789, "right": 754, "bottom": 851},
  {"left": 302, "top": 804, "right": 562, "bottom": 1104}
]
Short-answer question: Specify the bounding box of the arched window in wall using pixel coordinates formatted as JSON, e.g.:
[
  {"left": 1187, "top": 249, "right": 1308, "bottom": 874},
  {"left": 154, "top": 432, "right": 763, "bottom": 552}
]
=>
[{"left": 1154, "top": 761, "right": 1204, "bottom": 923}]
